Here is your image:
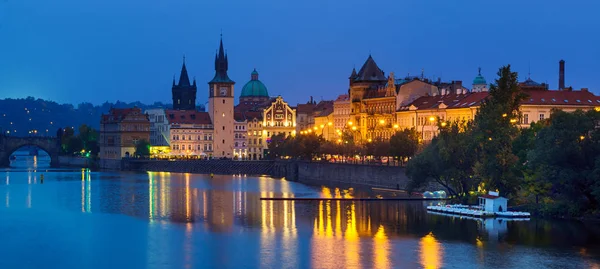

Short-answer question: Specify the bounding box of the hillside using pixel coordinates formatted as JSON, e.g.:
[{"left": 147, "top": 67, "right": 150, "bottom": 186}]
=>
[{"left": 0, "top": 97, "right": 205, "bottom": 136}]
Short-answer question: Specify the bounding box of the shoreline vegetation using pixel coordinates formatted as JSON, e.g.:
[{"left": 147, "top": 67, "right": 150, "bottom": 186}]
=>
[{"left": 407, "top": 65, "right": 600, "bottom": 220}]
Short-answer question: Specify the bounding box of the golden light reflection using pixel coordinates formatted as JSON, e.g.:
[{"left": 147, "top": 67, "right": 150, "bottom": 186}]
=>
[
  {"left": 373, "top": 225, "right": 390, "bottom": 269},
  {"left": 149, "top": 172, "right": 154, "bottom": 220},
  {"left": 345, "top": 202, "right": 360, "bottom": 268},
  {"left": 185, "top": 173, "right": 191, "bottom": 221},
  {"left": 420, "top": 232, "right": 443, "bottom": 269}
]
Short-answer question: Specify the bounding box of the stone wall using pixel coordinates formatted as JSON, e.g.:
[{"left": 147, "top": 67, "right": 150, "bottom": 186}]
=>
[
  {"left": 99, "top": 159, "right": 123, "bottom": 170},
  {"left": 123, "top": 159, "right": 275, "bottom": 175},
  {"left": 275, "top": 161, "right": 412, "bottom": 189},
  {"left": 58, "top": 156, "right": 93, "bottom": 168}
]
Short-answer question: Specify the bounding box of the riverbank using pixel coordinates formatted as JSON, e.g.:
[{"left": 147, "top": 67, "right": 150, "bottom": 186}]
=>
[{"left": 116, "top": 159, "right": 443, "bottom": 192}]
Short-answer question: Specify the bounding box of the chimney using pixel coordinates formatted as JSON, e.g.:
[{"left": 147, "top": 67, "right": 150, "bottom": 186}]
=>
[
  {"left": 582, "top": 88, "right": 589, "bottom": 92},
  {"left": 559, "top": 60, "right": 565, "bottom": 90}
]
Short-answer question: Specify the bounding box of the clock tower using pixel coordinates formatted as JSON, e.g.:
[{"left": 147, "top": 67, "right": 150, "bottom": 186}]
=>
[{"left": 208, "top": 36, "right": 235, "bottom": 158}]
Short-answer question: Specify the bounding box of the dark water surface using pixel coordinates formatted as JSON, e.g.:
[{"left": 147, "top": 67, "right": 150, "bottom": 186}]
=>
[{"left": 1, "top": 157, "right": 600, "bottom": 268}]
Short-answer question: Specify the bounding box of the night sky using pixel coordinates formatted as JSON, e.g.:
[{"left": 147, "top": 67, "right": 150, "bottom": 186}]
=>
[{"left": 1, "top": 0, "right": 599, "bottom": 106}]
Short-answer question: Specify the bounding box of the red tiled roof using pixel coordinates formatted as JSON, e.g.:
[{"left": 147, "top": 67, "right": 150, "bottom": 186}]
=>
[
  {"left": 316, "top": 107, "right": 333, "bottom": 117},
  {"left": 400, "top": 92, "right": 488, "bottom": 111},
  {"left": 479, "top": 194, "right": 505, "bottom": 200},
  {"left": 165, "top": 110, "right": 212, "bottom": 125},
  {"left": 101, "top": 108, "right": 145, "bottom": 123},
  {"left": 521, "top": 89, "right": 600, "bottom": 106},
  {"left": 297, "top": 104, "right": 316, "bottom": 114},
  {"left": 335, "top": 94, "right": 349, "bottom": 102}
]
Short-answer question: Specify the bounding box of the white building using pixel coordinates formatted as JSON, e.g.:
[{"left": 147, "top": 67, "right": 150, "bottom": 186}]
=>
[
  {"left": 479, "top": 191, "right": 508, "bottom": 212},
  {"left": 166, "top": 110, "right": 213, "bottom": 158},
  {"left": 146, "top": 108, "right": 170, "bottom": 146}
]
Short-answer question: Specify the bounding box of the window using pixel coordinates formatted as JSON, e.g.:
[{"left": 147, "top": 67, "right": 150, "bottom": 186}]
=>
[
  {"left": 235, "top": 142, "right": 239, "bottom": 147},
  {"left": 523, "top": 114, "right": 529, "bottom": 124},
  {"left": 223, "top": 100, "right": 225, "bottom": 104},
  {"left": 222, "top": 126, "right": 225, "bottom": 130},
  {"left": 222, "top": 139, "right": 225, "bottom": 144},
  {"left": 539, "top": 114, "right": 545, "bottom": 121},
  {"left": 178, "top": 99, "right": 181, "bottom": 104}
]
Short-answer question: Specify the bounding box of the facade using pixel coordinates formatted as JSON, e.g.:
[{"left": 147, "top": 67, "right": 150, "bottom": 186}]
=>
[
  {"left": 146, "top": 108, "right": 170, "bottom": 147},
  {"left": 233, "top": 116, "right": 248, "bottom": 159},
  {"left": 295, "top": 98, "right": 317, "bottom": 133},
  {"left": 99, "top": 108, "right": 150, "bottom": 159},
  {"left": 347, "top": 55, "right": 439, "bottom": 142},
  {"left": 313, "top": 106, "right": 334, "bottom": 141},
  {"left": 172, "top": 59, "right": 197, "bottom": 110},
  {"left": 208, "top": 38, "right": 235, "bottom": 158},
  {"left": 333, "top": 94, "right": 350, "bottom": 134},
  {"left": 262, "top": 96, "right": 297, "bottom": 140},
  {"left": 166, "top": 110, "right": 213, "bottom": 157}
]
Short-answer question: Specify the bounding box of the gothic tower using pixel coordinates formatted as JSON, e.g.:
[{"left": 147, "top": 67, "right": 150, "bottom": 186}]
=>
[
  {"left": 172, "top": 57, "right": 197, "bottom": 110},
  {"left": 208, "top": 36, "right": 235, "bottom": 158}
]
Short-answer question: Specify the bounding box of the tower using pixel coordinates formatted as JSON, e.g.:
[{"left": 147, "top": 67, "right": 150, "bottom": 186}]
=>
[
  {"left": 472, "top": 67, "right": 488, "bottom": 92},
  {"left": 208, "top": 36, "right": 235, "bottom": 158},
  {"left": 559, "top": 60, "right": 565, "bottom": 90},
  {"left": 172, "top": 57, "right": 197, "bottom": 110}
]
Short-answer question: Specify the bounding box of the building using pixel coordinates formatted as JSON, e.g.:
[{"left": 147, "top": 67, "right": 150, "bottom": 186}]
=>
[
  {"left": 146, "top": 108, "right": 170, "bottom": 146},
  {"left": 208, "top": 37, "right": 235, "bottom": 158},
  {"left": 396, "top": 60, "right": 600, "bottom": 141},
  {"left": 472, "top": 68, "right": 488, "bottom": 92},
  {"left": 146, "top": 108, "right": 171, "bottom": 157},
  {"left": 296, "top": 97, "right": 317, "bottom": 133},
  {"left": 333, "top": 94, "right": 350, "bottom": 134},
  {"left": 313, "top": 103, "right": 334, "bottom": 141},
  {"left": 347, "top": 55, "right": 439, "bottom": 142},
  {"left": 166, "top": 110, "right": 213, "bottom": 157},
  {"left": 479, "top": 191, "right": 508, "bottom": 212},
  {"left": 239, "top": 69, "right": 270, "bottom": 105},
  {"left": 172, "top": 58, "right": 197, "bottom": 110},
  {"left": 233, "top": 115, "right": 248, "bottom": 160},
  {"left": 99, "top": 108, "right": 150, "bottom": 159}
]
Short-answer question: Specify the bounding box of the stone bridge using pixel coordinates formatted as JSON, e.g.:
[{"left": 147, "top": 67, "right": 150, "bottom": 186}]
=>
[{"left": 0, "top": 135, "right": 60, "bottom": 167}]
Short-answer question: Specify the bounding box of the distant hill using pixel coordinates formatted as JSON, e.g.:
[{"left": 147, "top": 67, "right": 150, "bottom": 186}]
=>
[{"left": 0, "top": 97, "right": 205, "bottom": 136}]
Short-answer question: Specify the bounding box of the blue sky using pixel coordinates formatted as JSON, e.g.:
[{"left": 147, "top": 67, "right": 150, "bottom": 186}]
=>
[{"left": 0, "top": 0, "right": 599, "bottom": 106}]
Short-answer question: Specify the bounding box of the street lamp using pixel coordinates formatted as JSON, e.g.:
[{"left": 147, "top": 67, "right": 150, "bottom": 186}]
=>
[{"left": 422, "top": 116, "right": 437, "bottom": 141}]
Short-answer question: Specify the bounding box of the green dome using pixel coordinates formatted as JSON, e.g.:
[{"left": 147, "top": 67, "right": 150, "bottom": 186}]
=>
[
  {"left": 240, "top": 69, "right": 269, "bottom": 98},
  {"left": 473, "top": 68, "right": 487, "bottom": 85}
]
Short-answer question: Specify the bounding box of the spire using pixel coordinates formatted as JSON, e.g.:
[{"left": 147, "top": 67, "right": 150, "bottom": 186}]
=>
[
  {"left": 172, "top": 74, "right": 176, "bottom": 86},
  {"left": 251, "top": 68, "right": 259, "bottom": 80},
  {"left": 349, "top": 67, "right": 357, "bottom": 79},
  {"left": 178, "top": 56, "right": 191, "bottom": 86},
  {"left": 478, "top": 67, "right": 482, "bottom": 75},
  {"left": 209, "top": 35, "right": 234, "bottom": 84}
]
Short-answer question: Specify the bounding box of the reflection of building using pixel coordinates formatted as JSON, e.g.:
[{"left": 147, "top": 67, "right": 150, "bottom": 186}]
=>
[
  {"left": 166, "top": 110, "right": 213, "bottom": 157},
  {"left": 99, "top": 108, "right": 150, "bottom": 159}
]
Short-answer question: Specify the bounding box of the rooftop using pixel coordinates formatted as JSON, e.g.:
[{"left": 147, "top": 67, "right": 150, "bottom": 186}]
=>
[{"left": 165, "top": 110, "right": 212, "bottom": 125}]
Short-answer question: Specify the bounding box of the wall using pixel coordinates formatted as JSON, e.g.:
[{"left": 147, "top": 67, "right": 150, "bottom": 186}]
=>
[
  {"left": 277, "top": 161, "right": 413, "bottom": 190},
  {"left": 58, "top": 156, "right": 93, "bottom": 168}
]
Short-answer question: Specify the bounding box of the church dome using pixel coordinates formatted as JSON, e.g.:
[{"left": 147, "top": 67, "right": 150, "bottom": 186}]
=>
[
  {"left": 473, "top": 68, "right": 487, "bottom": 85},
  {"left": 240, "top": 69, "right": 269, "bottom": 98}
]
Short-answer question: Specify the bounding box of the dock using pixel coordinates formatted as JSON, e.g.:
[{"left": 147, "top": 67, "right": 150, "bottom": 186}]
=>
[
  {"left": 260, "top": 197, "right": 445, "bottom": 201},
  {"left": 427, "top": 205, "right": 530, "bottom": 218}
]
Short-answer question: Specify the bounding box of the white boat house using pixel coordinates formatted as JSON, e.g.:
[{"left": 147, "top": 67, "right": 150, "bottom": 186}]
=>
[{"left": 478, "top": 191, "right": 508, "bottom": 212}]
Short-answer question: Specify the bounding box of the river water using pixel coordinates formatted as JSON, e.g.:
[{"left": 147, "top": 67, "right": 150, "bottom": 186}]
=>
[{"left": 1, "top": 155, "right": 600, "bottom": 268}]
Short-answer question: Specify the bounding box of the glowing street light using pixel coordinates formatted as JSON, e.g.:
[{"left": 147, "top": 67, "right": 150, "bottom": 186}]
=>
[
  {"left": 351, "top": 126, "right": 357, "bottom": 131},
  {"left": 348, "top": 121, "right": 353, "bottom": 126},
  {"left": 580, "top": 135, "right": 585, "bottom": 141},
  {"left": 441, "top": 122, "right": 447, "bottom": 127},
  {"left": 393, "top": 124, "right": 399, "bottom": 129},
  {"left": 320, "top": 124, "right": 325, "bottom": 129},
  {"left": 367, "top": 138, "right": 372, "bottom": 142},
  {"left": 327, "top": 122, "right": 332, "bottom": 126},
  {"left": 379, "top": 119, "right": 385, "bottom": 125},
  {"left": 428, "top": 116, "right": 435, "bottom": 122}
]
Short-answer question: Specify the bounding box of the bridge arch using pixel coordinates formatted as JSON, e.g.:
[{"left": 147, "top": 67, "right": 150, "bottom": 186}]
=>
[{"left": 0, "top": 136, "right": 60, "bottom": 167}]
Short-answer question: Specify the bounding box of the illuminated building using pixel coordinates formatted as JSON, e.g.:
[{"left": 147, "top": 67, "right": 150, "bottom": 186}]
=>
[
  {"left": 347, "top": 55, "right": 439, "bottom": 142},
  {"left": 333, "top": 94, "right": 350, "bottom": 136},
  {"left": 166, "top": 110, "right": 213, "bottom": 158},
  {"left": 146, "top": 108, "right": 170, "bottom": 147},
  {"left": 99, "top": 107, "right": 150, "bottom": 159}
]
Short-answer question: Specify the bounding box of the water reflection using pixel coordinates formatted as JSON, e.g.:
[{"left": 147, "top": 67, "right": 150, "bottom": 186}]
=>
[{"left": 1, "top": 169, "right": 600, "bottom": 268}]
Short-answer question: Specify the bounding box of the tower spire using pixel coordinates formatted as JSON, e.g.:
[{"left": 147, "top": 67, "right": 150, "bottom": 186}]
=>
[
  {"left": 209, "top": 35, "right": 234, "bottom": 84},
  {"left": 178, "top": 56, "right": 190, "bottom": 86}
]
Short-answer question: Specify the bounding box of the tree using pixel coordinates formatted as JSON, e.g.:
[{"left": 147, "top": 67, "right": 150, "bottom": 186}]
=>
[
  {"left": 527, "top": 109, "right": 600, "bottom": 215},
  {"left": 406, "top": 121, "right": 477, "bottom": 198},
  {"left": 390, "top": 128, "right": 419, "bottom": 165},
  {"left": 134, "top": 139, "right": 151, "bottom": 158},
  {"left": 365, "top": 138, "right": 389, "bottom": 159},
  {"left": 472, "top": 65, "right": 527, "bottom": 197},
  {"left": 267, "top": 133, "right": 287, "bottom": 159}
]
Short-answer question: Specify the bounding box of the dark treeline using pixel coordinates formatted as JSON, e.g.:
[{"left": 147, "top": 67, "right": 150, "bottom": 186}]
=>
[{"left": 0, "top": 96, "right": 204, "bottom": 136}]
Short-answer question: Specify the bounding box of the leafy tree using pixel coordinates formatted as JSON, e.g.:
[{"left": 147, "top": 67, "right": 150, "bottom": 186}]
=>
[
  {"left": 527, "top": 109, "right": 600, "bottom": 215},
  {"left": 406, "top": 121, "right": 477, "bottom": 198},
  {"left": 267, "top": 133, "right": 287, "bottom": 159},
  {"left": 366, "top": 138, "right": 389, "bottom": 159},
  {"left": 472, "top": 65, "right": 527, "bottom": 197},
  {"left": 390, "top": 128, "right": 419, "bottom": 165},
  {"left": 134, "top": 139, "right": 151, "bottom": 158}
]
